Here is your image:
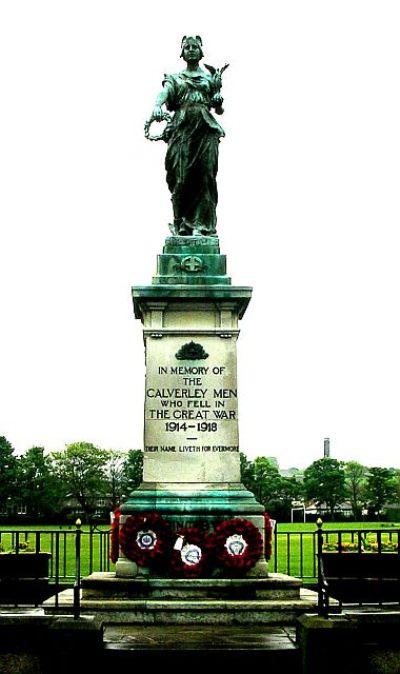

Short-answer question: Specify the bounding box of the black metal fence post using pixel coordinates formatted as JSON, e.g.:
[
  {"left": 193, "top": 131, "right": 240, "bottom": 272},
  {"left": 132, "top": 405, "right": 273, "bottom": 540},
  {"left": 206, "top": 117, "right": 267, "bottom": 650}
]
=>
[
  {"left": 73, "top": 518, "right": 81, "bottom": 620},
  {"left": 317, "top": 517, "right": 328, "bottom": 616}
]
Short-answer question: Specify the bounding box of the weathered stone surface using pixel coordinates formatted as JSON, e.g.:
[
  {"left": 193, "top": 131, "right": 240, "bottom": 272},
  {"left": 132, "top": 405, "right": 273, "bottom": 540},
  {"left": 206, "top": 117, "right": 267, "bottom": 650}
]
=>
[
  {"left": 120, "top": 487, "right": 264, "bottom": 516},
  {"left": 0, "top": 615, "right": 104, "bottom": 674},
  {"left": 143, "top": 332, "right": 240, "bottom": 483},
  {"left": 131, "top": 243, "right": 251, "bottom": 494},
  {"left": 297, "top": 612, "right": 400, "bottom": 674},
  {"left": 81, "top": 572, "right": 302, "bottom": 601},
  {"left": 121, "top": 237, "right": 266, "bottom": 579},
  {"left": 153, "top": 237, "right": 231, "bottom": 285},
  {"left": 45, "top": 584, "right": 319, "bottom": 625}
]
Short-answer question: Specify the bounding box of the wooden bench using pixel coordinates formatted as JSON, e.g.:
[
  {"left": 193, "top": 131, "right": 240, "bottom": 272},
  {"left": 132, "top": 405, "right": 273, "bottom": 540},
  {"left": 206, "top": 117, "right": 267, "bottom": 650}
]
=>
[{"left": 319, "top": 551, "right": 400, "bottom": 608}]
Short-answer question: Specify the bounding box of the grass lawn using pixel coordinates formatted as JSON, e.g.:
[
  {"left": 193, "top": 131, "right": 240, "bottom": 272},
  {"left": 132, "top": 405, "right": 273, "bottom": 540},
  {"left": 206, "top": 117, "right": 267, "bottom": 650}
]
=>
[{"left": 1, "top": 521, "right": 399, "bottom": 582}]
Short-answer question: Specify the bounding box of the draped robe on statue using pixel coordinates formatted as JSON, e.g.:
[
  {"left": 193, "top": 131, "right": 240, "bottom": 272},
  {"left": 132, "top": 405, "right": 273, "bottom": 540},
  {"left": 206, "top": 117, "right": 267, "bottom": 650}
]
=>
[{"left": 162, "top": 71, "right": 225, "bottom": 236}]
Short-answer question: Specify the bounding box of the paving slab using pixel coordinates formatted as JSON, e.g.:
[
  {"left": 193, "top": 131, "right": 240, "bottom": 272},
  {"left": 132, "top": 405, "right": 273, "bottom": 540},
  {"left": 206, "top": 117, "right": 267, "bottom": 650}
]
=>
[{"left": 104, "top": 624, "right": 297, "bottom": 651}]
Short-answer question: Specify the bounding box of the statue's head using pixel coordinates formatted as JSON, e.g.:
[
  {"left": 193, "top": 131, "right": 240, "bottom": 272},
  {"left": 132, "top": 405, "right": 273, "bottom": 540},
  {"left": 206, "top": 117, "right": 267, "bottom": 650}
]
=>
[{"left": 180, "top": 35, "right": 204, "bottom": 60}]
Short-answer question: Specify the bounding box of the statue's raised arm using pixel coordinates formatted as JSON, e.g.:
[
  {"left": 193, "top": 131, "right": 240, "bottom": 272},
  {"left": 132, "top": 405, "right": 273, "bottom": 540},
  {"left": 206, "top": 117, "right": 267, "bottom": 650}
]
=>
[{"left": 145, "top": 36, "right": 228, "bottom": 237}]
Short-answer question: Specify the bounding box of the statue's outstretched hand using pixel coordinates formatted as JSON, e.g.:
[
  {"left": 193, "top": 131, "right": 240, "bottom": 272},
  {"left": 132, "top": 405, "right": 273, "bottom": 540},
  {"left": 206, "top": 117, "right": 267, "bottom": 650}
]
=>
[
  {"left": 211, "top": 93, "right": 224, "bottom": 115},
  {"left": 211, "top": 93, "right": 223, "bottom": 107},
  {"left": 152, "top": 105, "right": 163, "bottom": 121}
]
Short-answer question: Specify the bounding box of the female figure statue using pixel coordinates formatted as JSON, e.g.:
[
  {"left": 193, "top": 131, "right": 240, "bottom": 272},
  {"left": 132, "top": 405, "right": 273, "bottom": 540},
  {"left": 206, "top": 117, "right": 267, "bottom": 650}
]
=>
[{"left": 148, "top": 36, "right": 228, "bottom": 237}]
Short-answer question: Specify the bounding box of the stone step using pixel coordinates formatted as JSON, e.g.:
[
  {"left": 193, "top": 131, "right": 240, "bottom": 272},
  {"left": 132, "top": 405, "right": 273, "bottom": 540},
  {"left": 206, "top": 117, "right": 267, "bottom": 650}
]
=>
[
  {"left": 44, "top": 587, "right": 319, "bottom": 625},
  {"left": 81, "top": 571, "right": 302, "bottom": 600}
]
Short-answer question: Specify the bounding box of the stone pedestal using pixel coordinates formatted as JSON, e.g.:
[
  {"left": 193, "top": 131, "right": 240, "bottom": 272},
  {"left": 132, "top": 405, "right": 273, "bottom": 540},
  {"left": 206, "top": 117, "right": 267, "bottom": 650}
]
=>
[
  {"left": 46, "top": 573, "right": 320, "bottom": 625},
  {"left": 117, "top": 236, "right": 266, "bottom": 576}
]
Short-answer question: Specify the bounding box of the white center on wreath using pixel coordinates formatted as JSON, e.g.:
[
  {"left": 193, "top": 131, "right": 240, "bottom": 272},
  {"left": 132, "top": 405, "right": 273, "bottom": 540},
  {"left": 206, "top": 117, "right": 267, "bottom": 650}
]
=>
[
  {"left": 180, "top": 543, "right": 202, "bottom": 566},
  {"left": 136, "top": 529, "right": 157, "bottom": 550},
  {"left": 224, "top": 534, "right": 248, "bottom": 556}
]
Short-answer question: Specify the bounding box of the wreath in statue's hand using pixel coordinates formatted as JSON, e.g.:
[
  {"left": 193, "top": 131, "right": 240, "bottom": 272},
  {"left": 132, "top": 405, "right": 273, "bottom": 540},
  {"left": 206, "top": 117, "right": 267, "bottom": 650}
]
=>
[{"left": 144, "top": 112, "right": 172, "bottom": 141}]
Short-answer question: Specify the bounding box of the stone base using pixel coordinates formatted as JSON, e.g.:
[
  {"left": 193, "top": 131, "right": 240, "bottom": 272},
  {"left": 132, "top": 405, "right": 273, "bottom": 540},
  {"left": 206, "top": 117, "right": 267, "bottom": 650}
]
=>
[
  {"left": 44, "top": 574, "right": 320, "bottom": 625},
  {"left": 82, "top": 572, "right": 301, "bottom": 600},
  {"left": 115, "top": 558, "right": 269, "bottom": 579},
  {"left": 120, "top": 484, "right": 264, "bottom": 516},
  {"left": 118, "top": 484, "right": 269, "bottom": 578},
  {"left": 152, "top": 236, "right": 231, "bottom": 285}
]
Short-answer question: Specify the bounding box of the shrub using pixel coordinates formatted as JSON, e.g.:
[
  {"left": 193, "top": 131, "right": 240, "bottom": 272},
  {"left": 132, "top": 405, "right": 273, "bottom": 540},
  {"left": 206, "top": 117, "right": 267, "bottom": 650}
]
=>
[{"left": 323, "top": 538, "right": 398, "bottom": 553}]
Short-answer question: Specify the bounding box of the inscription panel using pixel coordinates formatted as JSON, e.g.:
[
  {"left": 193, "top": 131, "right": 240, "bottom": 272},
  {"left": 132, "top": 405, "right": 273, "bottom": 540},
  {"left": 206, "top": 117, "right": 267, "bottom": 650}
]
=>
[{"left": 143, "top": 335, "right": 240, "bottom": 483}]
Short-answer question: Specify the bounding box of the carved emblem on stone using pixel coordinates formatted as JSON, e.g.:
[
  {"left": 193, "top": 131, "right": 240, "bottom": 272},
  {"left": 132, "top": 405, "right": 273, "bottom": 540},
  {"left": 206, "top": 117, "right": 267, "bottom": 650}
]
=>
[
  {"left": 175, "top": 341, "right": 209, "bottom": 360},
  {"left": 181, "top": 256, "right": 203, "bottom": 273}
]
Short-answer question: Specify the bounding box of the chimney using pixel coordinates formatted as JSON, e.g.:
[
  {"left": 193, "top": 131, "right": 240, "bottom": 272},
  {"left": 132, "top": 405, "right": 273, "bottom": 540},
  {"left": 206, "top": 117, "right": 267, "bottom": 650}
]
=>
[{"left": 323, "top": 437, "right": 330, "bottom": 458}]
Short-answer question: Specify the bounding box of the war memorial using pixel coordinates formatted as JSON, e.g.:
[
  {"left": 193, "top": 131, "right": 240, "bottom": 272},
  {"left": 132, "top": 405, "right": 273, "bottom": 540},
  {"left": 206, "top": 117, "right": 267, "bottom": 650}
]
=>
[
  {"left": 76, "top": 39, "right": 400, "bottom": 671},
  {"left": 74, "top": 35, "right": 318, "bottom": 626},
  {"left": 2, "top": 34, "right": 400, "bottom": 674},
  {"left": 73, "top": 42, "right": 400, "bottom": 672}
]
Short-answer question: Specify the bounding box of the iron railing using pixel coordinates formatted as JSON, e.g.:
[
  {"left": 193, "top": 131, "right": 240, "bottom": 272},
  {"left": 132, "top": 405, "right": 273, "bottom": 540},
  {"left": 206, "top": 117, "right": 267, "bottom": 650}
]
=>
[
  {"left": 0, "top": 525, "right": 111, "bottom": 582},
  {"left": 0, "top": 523, "right": 111, "bottom": 615},
  {"left": 2, "top": 522, "right": 400, "bottom": 616},
  {"left": 315, "top": 521, "right": 400, "bottom": 614},
  {"left": 272, "top": 524, "right": 318, "bottom": 580}
]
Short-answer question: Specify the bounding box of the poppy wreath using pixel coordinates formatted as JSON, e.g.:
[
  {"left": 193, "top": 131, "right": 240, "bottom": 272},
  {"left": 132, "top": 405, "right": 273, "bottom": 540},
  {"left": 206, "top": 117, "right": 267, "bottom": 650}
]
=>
[
  {"left": 209, "top": 517, "right": 263, "bottom": 575},
  {"left": 264, "top": 511, "right": 273, "bottom": 561},
  {"left": 110, "top": 507, "right": 121, "bottom": 564},
  {"left": 170, "top": 526, "right": 210, "bottom": 578},
  {"left": 119, "top": 512, "right": 173, "bottom": 567}
]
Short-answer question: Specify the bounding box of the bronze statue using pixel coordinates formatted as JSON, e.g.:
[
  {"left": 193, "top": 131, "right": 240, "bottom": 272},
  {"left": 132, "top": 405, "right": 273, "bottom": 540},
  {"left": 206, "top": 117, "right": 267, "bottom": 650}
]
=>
[{"left": 146, "top": 36, "right": 228, "bottom": 237}]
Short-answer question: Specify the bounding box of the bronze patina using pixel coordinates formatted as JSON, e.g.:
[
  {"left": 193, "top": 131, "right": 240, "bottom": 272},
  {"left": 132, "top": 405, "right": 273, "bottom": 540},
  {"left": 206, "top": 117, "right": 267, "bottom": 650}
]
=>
[{"left": 146, "top": 36, "right": 228, "bottom": 237}]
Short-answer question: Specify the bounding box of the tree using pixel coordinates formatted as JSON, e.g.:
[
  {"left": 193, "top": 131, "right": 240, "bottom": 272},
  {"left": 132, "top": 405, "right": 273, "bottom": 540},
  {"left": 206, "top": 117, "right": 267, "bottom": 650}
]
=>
[
  {"left": 344, "top": 461, "right": 367, "bottom": 519},
  {"left": 365, "top": 467, "right": 397, "bottom": 519},
  {"left": 265, "top": 457, "right": 280, "bottom": 471},
  {"left": 252, "top": 457, "right": 280, "bottom": 505},
  {"left": 242, "top": 456, "right": 303, "bottom": 519},
  {"left": 393, "top": 469, "right": 400, "bottom": 501},
  {"left": 303, "top": 458, "right": 346, "bottom": 519},
  {"left": 17, "top": 446, "right": 64, "bottom": 518},
  {"left": 240, "top": 452, "right": 255, "bottom": 493},
  {"left": 263, "top": 474, "right": 303, "bottom": 520},
  {"left": 51, "top": 442, "right": 109, "bottom": 520},
  {"left": 121, "top": 450, "right": 143, "bottom": 496},
  {"left": 104, "top": 451, "right": 131, "bottom": 510},
  {"left": 0, "top": 436, "right": 18, "bottom": 512}
]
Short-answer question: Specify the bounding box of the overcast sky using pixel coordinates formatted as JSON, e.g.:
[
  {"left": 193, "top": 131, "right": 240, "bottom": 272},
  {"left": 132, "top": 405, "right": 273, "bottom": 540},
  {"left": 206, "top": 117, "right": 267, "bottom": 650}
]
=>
[{"left": 1, "top": 1, "right": 400, "bottom": 469}]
